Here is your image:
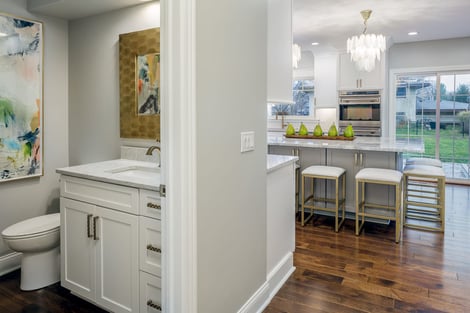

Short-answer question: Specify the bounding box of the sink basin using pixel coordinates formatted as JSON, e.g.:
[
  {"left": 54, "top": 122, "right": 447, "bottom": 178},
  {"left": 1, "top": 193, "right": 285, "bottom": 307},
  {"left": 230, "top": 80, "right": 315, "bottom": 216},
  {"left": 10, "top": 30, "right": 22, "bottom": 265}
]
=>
[{"left": 105, "top": 165, "right": 159, "bottom": 180}]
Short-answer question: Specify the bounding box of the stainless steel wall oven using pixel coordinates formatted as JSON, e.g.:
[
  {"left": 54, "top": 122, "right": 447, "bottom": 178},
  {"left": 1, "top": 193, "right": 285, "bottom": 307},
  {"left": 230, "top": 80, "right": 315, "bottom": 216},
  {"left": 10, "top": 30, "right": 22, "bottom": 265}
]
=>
[{"left": 339, "top": 90, "right": 381, "bottom": 136}]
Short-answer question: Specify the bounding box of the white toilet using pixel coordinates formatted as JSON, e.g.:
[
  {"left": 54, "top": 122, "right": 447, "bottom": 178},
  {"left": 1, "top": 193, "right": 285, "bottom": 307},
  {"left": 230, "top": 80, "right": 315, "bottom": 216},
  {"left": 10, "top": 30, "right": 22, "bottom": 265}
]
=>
[{"left": 1, "top": 213, "right": 60, "bottom": 291}]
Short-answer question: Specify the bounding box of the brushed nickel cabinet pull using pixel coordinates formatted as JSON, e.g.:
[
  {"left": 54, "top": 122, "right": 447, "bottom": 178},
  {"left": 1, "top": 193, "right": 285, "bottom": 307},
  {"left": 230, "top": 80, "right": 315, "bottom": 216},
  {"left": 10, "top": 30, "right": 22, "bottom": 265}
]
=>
[
  {"left": 147, "top": 300, "right": 162, "bottom": 311},
  {"left": 93, "top": 216, "right": 99, "bottom": 240},
  {"left": 147, "top": 202, "right": 161, "bottom": 210},
  {"left": 87, "top": 214, "right": 93, "bottom": 238},
  {"left": 147, "top": 244, "right": 162, "bottom": 253}
]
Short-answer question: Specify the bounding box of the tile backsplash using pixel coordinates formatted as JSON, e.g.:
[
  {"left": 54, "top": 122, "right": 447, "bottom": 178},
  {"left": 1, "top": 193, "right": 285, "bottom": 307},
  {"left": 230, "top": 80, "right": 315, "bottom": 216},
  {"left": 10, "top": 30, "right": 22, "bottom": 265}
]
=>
[{"left": 121, "top": 146, "right": 159, "bottom": 163}]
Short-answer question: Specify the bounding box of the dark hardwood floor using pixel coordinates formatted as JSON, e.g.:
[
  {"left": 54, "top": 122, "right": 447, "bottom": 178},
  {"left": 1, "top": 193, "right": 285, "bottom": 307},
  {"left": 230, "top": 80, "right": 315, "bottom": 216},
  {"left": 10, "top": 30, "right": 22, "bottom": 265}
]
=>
[
  {"left": 264, "top": 184, "right": 470, "bottom": 313},
  {"left": 0, "top": 271, "right": 107, "bottom": 313}
]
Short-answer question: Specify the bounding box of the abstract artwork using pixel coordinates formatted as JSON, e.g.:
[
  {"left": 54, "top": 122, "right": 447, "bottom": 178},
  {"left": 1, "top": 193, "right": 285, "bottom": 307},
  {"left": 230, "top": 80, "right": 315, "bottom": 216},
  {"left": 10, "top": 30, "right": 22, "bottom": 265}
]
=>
[
  {"left": 136, "top": 53, "right": 160, "bottom": 116},
  {"left": 0, "top": 13, "right": 43, "bottom": 182},
  {"left": 119, "top": 27, "right": 160, "bottom": 140}
]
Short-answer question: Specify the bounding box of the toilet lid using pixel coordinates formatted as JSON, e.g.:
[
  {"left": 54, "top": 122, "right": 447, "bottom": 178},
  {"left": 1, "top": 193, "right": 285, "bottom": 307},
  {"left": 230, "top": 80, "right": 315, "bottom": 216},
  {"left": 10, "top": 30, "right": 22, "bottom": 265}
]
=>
[{"left": 2, "top": 213, "right": 60, "bottom": 238}]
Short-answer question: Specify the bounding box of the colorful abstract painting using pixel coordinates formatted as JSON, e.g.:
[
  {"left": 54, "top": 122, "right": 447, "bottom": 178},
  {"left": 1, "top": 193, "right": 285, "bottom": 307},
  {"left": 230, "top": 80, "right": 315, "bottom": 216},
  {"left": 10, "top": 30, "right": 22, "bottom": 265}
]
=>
[
  {"left": 0, "top": 13, "right": 43, "bottom": 182},
  {"left": 136, "top": 53, "right": 160, "bottom": 115}
]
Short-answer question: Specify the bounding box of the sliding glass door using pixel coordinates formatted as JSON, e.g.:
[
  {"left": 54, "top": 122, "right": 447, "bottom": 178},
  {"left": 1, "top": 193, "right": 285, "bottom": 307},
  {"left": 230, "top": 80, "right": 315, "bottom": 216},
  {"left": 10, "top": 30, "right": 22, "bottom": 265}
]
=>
[{"left": 395, "top": 72, "right": 470, "bottom": 183}]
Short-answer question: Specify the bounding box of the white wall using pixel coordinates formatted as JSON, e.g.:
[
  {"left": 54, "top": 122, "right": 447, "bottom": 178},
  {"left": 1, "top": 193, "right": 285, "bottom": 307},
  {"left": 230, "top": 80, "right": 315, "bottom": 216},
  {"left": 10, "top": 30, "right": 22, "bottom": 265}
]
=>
[
  {"left": 195, "top": 0, "right": 268, "bottom": 311},
  {"left": 389, "top": 37, "right": 470, "bottom": 70},
  {"left": 0, "top": 0, "right": 68, "bottom": 257},
  {"left": 68, "top": 3, "right": 160, "bottom": 165}
]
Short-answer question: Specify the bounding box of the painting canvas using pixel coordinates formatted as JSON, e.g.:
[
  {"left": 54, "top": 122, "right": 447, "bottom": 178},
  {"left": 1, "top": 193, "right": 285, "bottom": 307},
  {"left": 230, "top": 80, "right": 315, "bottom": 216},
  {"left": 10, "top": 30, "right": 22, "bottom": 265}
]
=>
[
  {"left": 136, "top": 53, "right": 160, "bottom": 116},
  {"left": 0, "top": 13, "right": 43, "bottom": 182}
]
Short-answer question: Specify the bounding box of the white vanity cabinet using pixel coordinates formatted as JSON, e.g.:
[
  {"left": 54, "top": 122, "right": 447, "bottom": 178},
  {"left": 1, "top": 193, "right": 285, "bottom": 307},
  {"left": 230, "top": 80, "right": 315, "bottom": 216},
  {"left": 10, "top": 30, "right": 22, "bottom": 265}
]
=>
[
  {"left": 139, "top": 189, "right": 163, "bottom": 313},
  {"left": 60, "top": 175, "right": 162, "bottom": 313}
]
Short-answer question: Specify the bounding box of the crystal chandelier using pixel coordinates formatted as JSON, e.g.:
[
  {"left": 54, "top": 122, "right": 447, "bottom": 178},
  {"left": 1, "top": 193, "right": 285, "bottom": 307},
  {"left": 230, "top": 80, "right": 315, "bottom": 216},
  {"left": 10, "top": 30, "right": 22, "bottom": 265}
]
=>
[{"left": 347, "top": 10, "right": 386, "bottom": 72}]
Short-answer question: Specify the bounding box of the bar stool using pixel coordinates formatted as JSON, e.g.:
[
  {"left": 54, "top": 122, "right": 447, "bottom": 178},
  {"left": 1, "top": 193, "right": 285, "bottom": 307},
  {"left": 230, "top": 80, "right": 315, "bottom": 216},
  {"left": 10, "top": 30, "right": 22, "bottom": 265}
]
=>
[
  {"left": 403, "top": 164, "right": 445, "bottom": 232},
  {"left": 355, "top": 168, "right": 403, "bottom": 243},
  {"left": 301, "top": 165, "right": 346, "bottom": 232},
  {"left": 405, "top": 157, "right": 442, "bottom": 168}
]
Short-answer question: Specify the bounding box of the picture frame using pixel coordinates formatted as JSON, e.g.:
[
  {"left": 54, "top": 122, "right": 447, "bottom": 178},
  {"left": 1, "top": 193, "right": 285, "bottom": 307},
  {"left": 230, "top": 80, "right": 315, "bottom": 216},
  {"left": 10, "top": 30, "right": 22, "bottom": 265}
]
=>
[
  {"left": 0, "top": 12, "right": 43, "bottom": 183},
  {"left": 119, "top": 28, "right": 160, "bottom": 140}
]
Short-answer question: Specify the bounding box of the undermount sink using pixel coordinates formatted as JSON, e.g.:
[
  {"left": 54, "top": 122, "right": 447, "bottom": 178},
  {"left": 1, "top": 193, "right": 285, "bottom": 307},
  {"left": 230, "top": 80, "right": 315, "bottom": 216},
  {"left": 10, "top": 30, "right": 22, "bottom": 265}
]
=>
[{"left": 105, "top": 165, "right": 159, "bottom": 179}]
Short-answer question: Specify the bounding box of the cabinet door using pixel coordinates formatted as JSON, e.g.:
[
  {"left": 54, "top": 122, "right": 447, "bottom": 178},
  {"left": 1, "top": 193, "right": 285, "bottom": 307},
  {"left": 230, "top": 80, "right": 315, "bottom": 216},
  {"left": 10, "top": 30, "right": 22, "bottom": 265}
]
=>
[
  {"left": 338, "top": 53, "right": 383, "bottom": 90},
  {"left": 95, "top": 207, "right": 139, "bottom": 313},
  {"left": 60, "top": 198, "right": 95, "bottom": 301},
  {"left": 327, "top": 149, "right": 357, "bottom": 212}
]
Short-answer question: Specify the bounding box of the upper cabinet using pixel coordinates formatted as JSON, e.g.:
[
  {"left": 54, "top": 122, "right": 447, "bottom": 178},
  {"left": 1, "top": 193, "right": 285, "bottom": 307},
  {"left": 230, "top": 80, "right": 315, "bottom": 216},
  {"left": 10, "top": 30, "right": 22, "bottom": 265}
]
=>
[
  {"left": 338, "top": 52, "right": 384, "bottom": 90},
  {"left": 267, "top": 0, "right": 293, "bottom": 104}
]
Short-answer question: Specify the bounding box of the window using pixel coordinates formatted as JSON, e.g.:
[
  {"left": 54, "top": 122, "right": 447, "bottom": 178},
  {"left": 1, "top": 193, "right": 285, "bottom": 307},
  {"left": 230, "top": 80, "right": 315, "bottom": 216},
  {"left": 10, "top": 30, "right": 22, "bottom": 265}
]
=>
[{"left": 268, "top": 79, "right": 314, "bottom": 117}]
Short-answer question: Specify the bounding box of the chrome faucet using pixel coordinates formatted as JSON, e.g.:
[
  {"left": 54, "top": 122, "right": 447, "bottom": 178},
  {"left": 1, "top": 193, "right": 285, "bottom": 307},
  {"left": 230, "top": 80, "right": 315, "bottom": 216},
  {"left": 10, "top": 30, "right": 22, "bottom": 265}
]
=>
[{"left": 146, "top": 146, "right": 161, "bottom": 167}]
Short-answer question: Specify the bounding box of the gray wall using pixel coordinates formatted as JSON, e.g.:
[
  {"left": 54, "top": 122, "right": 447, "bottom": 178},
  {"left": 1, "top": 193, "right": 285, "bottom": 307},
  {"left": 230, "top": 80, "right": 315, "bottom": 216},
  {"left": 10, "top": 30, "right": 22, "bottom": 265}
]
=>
[
  {"left": 0, "top": 0, "right": 68, "bottom": 256},
  {"left": 195, "top": 0, "right": 268, "bottom": 311},
  {"left": 68, "top": 3, "right": 160, "bottom": 165},
  {"left": 389, "top": 37, "right": 470, "bottom": 69}
]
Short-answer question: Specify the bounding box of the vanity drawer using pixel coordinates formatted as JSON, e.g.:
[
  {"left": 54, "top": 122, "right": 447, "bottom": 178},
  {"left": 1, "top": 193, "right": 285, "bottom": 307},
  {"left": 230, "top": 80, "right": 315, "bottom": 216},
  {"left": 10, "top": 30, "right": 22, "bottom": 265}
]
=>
[
  {"left": 140, "top": 271, "right": 162, "bottom": 313},
  {"left": 139, "top": 216, "right": 161, "bottom": 277},
  {"left": 140, "top": 189, "right": 161, "bottom": 220},
  {"left": 60, "top": 175, "right": 139, "bottom": 214}
]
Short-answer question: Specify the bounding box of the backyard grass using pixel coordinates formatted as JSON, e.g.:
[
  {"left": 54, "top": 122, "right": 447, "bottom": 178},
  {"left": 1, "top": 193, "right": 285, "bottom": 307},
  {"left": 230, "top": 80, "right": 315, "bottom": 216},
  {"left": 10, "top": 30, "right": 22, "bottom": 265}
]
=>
[{"left": 396, "top": 124, "right": 470, "bottom": 163}]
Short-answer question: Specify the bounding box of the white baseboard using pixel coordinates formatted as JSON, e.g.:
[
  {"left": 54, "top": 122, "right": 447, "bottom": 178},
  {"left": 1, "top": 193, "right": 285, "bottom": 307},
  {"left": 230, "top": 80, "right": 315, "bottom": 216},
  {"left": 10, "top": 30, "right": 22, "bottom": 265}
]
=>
[
  {"left": 237, "top": 281, "right": 269, "bottom": 313},
  {"left": 265, "top": 252, "right": 295, "bottom": 301},
  {"left": 0, "top": 252, "right": 22, "bottom": 276},
  {"left": 238, "top": 252, "right": 295, "bottom": 313}
]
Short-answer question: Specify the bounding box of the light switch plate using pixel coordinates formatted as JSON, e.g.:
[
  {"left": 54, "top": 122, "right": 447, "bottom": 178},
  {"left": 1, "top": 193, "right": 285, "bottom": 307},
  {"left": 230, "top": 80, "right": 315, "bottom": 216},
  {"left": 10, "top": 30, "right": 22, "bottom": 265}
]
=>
[{"left": 240, "top": 131, "right": 255, "bottom": 153}]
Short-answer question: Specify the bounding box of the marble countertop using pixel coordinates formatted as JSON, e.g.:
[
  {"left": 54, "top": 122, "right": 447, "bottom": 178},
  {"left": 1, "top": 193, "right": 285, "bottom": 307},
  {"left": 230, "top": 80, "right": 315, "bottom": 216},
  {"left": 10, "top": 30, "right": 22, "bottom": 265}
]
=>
[
  {"left": 56, "top": 159, "right": 160, "bottom": 191},
  {"left": 268, "top": 133, "right": 424, "bottom": 153},
  {"left": 267, "top": 154, "right": 298, "bottom": 173}
]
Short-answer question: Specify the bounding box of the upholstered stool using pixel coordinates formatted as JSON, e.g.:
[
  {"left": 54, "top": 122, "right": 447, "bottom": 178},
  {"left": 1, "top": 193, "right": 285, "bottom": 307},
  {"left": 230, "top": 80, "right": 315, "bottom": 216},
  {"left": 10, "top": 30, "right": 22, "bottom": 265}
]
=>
[
  {"left": 301, "top": 165, "right": 346, "bottom": 232},
  {"left": 403, "top": 164, "right": 446, "bottom": 232},
  {"left": 355, "top": 168, "right": 403, "bottom": 243},
  {"left": 405, "top": 157, "right": 442, "bottom": 168}
]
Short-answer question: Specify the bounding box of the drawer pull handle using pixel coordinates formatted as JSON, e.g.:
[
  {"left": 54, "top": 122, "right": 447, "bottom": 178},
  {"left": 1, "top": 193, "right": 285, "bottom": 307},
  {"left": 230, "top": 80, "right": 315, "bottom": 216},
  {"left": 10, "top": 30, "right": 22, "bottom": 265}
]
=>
[
  {"left": 147, "top": 300, "right": 162, "bottom": 311},
  {"left": 147, "top": 202, "right": 161, "bottom": 210},
  {"left": 87, "top": 214, "right": 93, "bottom": 238},
  {"left": 147, "top": 244, "right": 162, "bottom": 253},
  {"left": 93, "top": 216, "right": 99, "bottom": 240}
]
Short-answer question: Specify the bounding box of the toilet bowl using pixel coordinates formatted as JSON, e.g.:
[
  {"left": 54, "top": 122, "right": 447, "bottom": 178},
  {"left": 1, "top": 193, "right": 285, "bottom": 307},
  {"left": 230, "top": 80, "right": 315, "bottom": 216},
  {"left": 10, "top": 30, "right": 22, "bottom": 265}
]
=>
[{"left": 1, "top": 213, "right": 60, "bottom": 291}]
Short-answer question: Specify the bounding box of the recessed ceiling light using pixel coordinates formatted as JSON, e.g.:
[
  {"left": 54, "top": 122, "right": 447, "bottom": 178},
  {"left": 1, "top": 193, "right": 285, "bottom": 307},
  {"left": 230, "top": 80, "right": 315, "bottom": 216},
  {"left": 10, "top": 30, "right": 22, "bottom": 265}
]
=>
[
  {"left": 311, "top": 42, "right": 319, "bottom": 46},
  {"left": 408, "top": 31, "right": 418, "bottom": 36},
  {"left": 0, "top": 32, "right": 7, "bottom": 37}
]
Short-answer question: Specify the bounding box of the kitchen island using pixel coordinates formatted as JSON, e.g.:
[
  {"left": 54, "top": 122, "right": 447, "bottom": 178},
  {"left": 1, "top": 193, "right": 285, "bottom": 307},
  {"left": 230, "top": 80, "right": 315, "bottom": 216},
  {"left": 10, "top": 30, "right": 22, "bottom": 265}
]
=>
[{"left": 268, "top": 133, "right": 424, "bottom": 213}]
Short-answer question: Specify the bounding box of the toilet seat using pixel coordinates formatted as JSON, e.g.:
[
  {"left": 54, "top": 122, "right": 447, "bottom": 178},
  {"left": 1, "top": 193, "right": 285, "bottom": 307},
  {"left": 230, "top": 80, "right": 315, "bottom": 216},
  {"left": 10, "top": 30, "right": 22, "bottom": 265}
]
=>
[{"left": 2, "top": 213, "right": 60, "bottom": 240}]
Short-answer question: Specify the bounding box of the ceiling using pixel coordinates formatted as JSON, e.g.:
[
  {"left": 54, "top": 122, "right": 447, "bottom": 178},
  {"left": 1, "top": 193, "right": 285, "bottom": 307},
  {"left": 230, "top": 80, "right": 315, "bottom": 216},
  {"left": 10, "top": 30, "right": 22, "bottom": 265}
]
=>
[
  {"left": 27, "top": 0, "right": 470, "bottom": 51},
  {"left": 294, "top": 0, "right": 470, "bottom": 52},
  {"left": 26, "top": 0, "right": 153, "bottom": 20}
]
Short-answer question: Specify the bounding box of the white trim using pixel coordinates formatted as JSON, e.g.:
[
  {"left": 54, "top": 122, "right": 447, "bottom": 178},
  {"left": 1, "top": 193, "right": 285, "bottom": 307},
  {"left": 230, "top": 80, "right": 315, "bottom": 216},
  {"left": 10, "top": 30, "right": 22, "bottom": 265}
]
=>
[
  {"left": 0, "top": 252, "right": 21, "bottom": 277},
  {"left": 265, "top": 252, "right": 295, "bottom": 300},
  {"left": 236, "top": 281, "right": 270, "bottom": 313},
  {"left": 237, "top": 253, "right": 295, "bottom": 313},
  {"left": 161, "top": 0, "right": 198, "bottom": 312}
]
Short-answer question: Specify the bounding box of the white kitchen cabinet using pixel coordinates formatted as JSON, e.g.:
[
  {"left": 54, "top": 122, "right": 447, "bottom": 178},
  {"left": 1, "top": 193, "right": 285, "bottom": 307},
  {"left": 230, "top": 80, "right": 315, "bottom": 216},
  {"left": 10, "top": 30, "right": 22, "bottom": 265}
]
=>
[
  {"left": 60, "top": 175, "right": 143, "bottom": 313},
  {"left": 267, "top": 0, "right": 293, "bottom": 103},
  {"left": 338, "top": 53, "right": 383, "bottom": 90},
  {"left": 327, "top": 149, "right": 397, "bottom": 212}
]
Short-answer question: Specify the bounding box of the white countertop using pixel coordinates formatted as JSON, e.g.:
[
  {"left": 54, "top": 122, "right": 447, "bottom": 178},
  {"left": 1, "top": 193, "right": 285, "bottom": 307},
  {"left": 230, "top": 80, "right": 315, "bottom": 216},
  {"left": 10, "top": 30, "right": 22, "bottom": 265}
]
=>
[
  {"left": 267, "top": 154, "right": 298, "bottom": 173},
  {"left": 56, "top": 159, "right": 160, "bottom": 191},
  {"left": 268, "top": 132, "right": 424, "bottom": 153}
]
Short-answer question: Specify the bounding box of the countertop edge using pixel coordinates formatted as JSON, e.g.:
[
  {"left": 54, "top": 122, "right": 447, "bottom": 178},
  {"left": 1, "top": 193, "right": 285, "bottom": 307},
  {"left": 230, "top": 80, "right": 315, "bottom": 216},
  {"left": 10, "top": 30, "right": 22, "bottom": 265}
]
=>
[{"left": 267, "top": 154, "right": 298, "bottom": 173}]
